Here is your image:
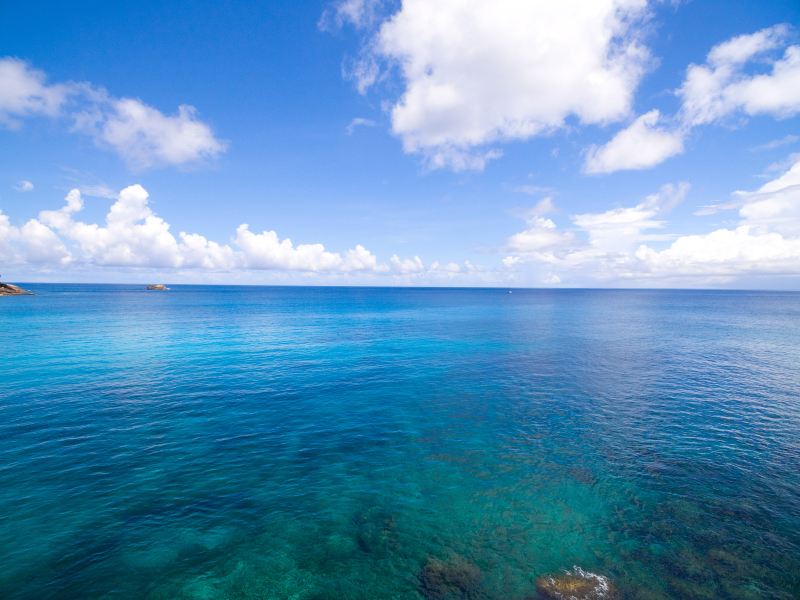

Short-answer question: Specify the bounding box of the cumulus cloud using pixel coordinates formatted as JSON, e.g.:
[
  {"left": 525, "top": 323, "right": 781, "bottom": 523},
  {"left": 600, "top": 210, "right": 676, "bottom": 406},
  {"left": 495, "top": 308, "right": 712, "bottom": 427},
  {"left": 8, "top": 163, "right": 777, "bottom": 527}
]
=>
[
  {"left": 3, "top": 184, "right": 484, "bottom": 281},
  {"left": 338, "top": 0, "right": 652, "bottom": 170},
  {"left": 0, "top": 57, "right": 225, "bottom": 169},
  {"left": 40, "top": 186, "right": 186, "bottom": 268},
  {"left": 634, "top": 160, "right": 800, "bottom": 277},
  {"left": 503, "top": 183, "right": 690, "bottom": 280},
  {"left": 679, "top": 24, "right": 800, "bottom": 126},
  {"left": 504, "top": 183, "right": 689, "bottom": 267},
  {"left": 635, "top": 227, "right": 800, "bottom": 277},
  {"left": 591, "top": 24, "right": 800, "bottom": 173},
  {"left": 506, "top": 197, "right": 574, "bottom": 254},
  {"left": 505, "top": 159, "right": 800, "bottom": 284},
  {"left": 584, "top": 110, "right": 685, "bottom": 174},
  {"left": 573, "top": 182, "right": 688, "bottom": 252},
  {"left": 75, "top": 99, "right": 226, "bottom": 170},
  {"left": 331, "top": 5, "right": 799, "bottom": 175},
  {"left": 234, "top": 226, "right": 379, "bottom": 272},
  {"left": 0, "top": 211, "right": 71, "bottom": 267},
  {"left": 389, "top": 254, "right": 424, "bottom": 273},
  {"left": 33, "top": 185, "right": 381, "bottom": 272}
]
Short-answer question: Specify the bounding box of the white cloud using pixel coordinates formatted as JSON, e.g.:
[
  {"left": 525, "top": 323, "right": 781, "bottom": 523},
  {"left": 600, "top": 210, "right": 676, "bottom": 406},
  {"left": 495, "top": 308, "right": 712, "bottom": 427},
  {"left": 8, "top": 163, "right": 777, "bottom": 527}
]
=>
[
  {"left": 635, "top": 227, "right": 800, "bottom": 277},
  {"left": 506, "top": 184, "right": 686, "bottom": 258},
  {"left": 0, "top": 57, "right": 225, "bottom": 169},
  {"left": 573, "top": 182, "right": 688, "bottom": 252},
  {"left": 590, "top": 24, "right": 800, "bottom": 173},
  {"left": 508, "top": 216, "right": 573, "bottom": 253},
  {"left": 177, "top": 232, "right": 237, "bottom": 270},
  {"left": 389, "top": 254, "right": 424, "bottom": 273},
  {"left": 345, "top": 0, "right": 652, "bottom": 170},
  {"left": 635, "top": 162, "right": 800, "bottom": 277},
  {"left": 507, "top": 196, "right": 575, "bottom": 253},
  {"left": 38, "top": 185, "right": 381, "bottom": 272},
  {"left": 679, "top": 24, "right": 800, "bottom": 126},
  {"left": 5, "top": 184, "right": 490, "bottom": 281},
  {"left": 235, "top": 225, "right": 378, "bottom": 272},
  {"left": 504, "top": 161, "right": 800, "bottom": 284},
  {"left": 503, "top": 183, "right": 692, "bottom": 280},
  {"left": 429, "top": 260, "right": 461, "bottom": 274},
  {"left": 76, "top": 99, "right": 227, "bottom": 170},
  {"left": 320, "top": 0, "right": 383, "bottom": 30},
  {"left": 736, "top": 157, "right": 800, "bottom": 235},
  {"left": 15, "top": 180, "right": 34, "bottom": 192},
  {"left": 584, "top": 110, "right": 685, "bottom": 174},
  {"left": 0, "top": 58, "right": 68, "bottom": 128},
  {"left": 40, "top": 185, "right": 185, "bottom": 268},
  {"left": 0, "top": 211, "right": 71, "bottom": 266}
]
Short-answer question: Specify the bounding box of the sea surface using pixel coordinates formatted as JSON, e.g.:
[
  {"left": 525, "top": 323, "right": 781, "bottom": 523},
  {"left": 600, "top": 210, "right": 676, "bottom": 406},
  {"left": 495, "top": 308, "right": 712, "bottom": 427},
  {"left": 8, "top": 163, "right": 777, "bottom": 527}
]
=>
[{"left": 1, "top": 285, "right": 799, "bottom": 599}]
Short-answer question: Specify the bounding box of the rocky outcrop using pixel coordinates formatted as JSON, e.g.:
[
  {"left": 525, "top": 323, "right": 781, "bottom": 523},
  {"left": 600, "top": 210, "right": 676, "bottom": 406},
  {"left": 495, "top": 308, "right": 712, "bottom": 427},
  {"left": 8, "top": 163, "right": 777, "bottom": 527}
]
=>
[
  {"left": 146, "top": 284, "right": 169, "bottom": 291},
  {"left": 534, "top": 567, "right": 617, "bottom": 599},
  {"left": 419, "top": 555, "right": 482, "bottom": 599},
  {"left": 0, "top": 282, "right": 32, "bottom": 296}
]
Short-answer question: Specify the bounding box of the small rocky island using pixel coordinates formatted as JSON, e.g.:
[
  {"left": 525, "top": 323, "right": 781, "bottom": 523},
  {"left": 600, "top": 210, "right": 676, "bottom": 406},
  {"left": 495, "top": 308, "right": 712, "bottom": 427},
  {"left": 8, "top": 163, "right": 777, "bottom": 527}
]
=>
[
  {"left": 0, "top": 282, "right": 32, "bottom": 296},
  {"left": 146, "top": 284, "right": 169, "bottom": 291}
]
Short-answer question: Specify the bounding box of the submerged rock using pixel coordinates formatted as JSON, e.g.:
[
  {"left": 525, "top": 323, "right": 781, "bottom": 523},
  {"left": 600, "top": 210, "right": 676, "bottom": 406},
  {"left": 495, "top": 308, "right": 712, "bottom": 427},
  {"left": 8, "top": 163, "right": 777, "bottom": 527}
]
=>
[
  {"left": 353, "top": 509, "right": 399, "bottom": 555},
  {"left": 0, "top": 282, "right": 32, "bottom": 296},
  {"left": 569, "top": 467, "right": 598, "bottom": 485},
  {"left": 146, "top": 284, "right": 169, "bottom": 291},
  {"left": 419, "top": 555, "right": 481, "bottom": 600},
  {"left": 534, "top": 566, "right": 616, "bottom": 599}
]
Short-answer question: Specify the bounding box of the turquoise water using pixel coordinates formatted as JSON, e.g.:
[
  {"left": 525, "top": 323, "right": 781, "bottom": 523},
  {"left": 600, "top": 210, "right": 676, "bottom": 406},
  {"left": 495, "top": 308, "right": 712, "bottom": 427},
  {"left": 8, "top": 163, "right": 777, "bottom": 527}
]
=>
[{"left": 1, "top": 285, "right": 799, "bottom": 599}]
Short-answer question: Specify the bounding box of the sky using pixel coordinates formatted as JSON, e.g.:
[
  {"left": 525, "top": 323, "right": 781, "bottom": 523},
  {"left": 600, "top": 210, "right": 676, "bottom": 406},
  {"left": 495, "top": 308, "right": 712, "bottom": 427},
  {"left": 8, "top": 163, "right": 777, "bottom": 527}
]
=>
[{"left": 1, "top": 0, "right": 800, "bottom": 288}]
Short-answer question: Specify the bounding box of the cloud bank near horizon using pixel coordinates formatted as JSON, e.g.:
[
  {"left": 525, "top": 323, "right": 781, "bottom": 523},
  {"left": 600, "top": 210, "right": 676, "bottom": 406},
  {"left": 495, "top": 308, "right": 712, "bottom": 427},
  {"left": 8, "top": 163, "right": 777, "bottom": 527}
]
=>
[
  {"left": 4, "top": 155, "right": 800, "bottom": 287},
  {"left": 0, "top": 184, "right": 478, "bottom": 283},
  {"left": 503, "top": 157, "right": 800, "bottom": 285}
]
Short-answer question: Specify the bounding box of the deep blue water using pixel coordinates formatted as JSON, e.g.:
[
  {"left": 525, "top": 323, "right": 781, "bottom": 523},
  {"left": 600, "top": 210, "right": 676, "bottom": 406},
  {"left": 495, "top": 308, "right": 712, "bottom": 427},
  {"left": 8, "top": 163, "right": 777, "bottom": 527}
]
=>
[{"left": 1, "top": 284, "right": 800, "bottom": 599}]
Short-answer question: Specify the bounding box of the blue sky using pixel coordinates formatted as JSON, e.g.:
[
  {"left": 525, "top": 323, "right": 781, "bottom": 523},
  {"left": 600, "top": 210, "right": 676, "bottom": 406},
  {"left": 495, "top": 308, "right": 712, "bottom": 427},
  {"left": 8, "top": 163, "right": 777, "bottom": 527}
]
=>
[{"left": 2, "top": 0, "right": 800, "bottom": 287}]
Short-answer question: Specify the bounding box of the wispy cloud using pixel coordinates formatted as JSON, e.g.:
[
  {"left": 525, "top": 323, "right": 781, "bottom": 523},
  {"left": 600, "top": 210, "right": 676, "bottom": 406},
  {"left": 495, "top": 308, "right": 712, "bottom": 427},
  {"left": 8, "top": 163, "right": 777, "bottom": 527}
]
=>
[
  {"left": 752, "top": 134, "right": 799, "bottom": 152},
  {"left": 14, "top": 180, "right": 34, "bottom": 192},
  {"left": 345, "top": 117, "right": 376, "bottom": 135}
]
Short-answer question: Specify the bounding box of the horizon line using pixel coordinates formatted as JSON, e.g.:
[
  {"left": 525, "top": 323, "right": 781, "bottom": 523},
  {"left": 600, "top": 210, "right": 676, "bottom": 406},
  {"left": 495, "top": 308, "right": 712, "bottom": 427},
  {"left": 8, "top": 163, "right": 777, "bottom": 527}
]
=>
[{"left": 9, "top": 281, "right": 800, "bottom": 293}]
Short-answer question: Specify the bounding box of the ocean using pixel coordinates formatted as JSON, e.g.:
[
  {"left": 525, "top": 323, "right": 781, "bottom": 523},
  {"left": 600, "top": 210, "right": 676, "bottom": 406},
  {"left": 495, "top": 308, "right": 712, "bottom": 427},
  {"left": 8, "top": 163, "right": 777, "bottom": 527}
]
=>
[{"left": 1, "top": 284, "right": 799, "bottom": 599}]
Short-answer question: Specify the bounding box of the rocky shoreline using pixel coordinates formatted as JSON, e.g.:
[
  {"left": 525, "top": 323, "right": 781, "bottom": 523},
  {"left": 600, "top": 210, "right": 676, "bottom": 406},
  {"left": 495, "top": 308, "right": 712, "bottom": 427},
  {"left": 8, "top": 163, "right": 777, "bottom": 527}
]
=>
[{"left": 0, "top": 282, "right": 32, "bottom": 296}]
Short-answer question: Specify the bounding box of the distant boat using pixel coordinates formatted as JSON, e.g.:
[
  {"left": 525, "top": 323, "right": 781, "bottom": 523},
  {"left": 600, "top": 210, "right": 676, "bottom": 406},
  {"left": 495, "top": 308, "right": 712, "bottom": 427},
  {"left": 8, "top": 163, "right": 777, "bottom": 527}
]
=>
[{"left": 146, "top": 284, "right": 169, "bottom": 291}]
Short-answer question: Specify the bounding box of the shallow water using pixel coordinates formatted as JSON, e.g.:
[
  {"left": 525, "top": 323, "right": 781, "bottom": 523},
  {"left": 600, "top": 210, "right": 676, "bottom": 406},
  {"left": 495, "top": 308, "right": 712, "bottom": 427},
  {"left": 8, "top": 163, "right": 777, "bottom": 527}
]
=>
[{"left": 1, "top": 285, "right": 799, "bottom": 599}]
